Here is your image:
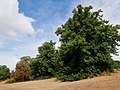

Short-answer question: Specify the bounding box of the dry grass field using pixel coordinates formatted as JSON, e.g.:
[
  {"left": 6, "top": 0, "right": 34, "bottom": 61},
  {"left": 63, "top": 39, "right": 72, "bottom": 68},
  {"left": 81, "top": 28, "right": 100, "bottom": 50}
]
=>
[{"left": 0, "top": 71, "right": 120, "bottom": 90}]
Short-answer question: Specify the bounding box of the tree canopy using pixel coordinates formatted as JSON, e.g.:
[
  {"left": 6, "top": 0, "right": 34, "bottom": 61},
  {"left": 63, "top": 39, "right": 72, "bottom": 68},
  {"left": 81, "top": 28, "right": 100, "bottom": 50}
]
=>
[
  {"left": 55, "top": 5, "right": 120, "bottom": 81},
  {"left": 29, "top": 40, "right": 60, "bottom": 79},
  {"left": 24, "top": 4, "right": 120, "bottom": 82}
]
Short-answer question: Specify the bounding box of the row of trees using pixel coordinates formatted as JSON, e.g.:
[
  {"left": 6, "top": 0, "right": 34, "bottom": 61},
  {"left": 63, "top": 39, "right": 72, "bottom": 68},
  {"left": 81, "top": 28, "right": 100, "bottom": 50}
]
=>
[
  {"left": 28, "top": 5, "right": 120, "bottom": 81},
  {"left": 2, "top": 4, "right": 120, "bottom": 82}
]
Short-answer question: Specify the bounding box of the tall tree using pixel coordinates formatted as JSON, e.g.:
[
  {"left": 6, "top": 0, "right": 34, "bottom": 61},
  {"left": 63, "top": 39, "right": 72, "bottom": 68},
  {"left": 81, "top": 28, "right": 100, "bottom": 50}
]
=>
[
  {"left": 29, "top": 40, "right": 59, "bottom": 79},
  {"left": 55, "top": 5, "right": 120, "bottom": 81}
]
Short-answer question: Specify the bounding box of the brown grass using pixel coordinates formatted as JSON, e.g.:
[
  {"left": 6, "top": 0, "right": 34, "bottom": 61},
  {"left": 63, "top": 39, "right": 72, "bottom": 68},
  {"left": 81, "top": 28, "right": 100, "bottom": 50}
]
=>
[{"left": 0, "top": 71, "right": 120, "bottom": 90}]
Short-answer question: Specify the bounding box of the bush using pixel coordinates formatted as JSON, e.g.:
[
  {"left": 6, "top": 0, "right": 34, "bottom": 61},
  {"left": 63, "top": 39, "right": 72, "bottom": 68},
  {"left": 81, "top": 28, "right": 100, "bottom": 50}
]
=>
[
  {"left": 113, "top": 60, "right": 120, "bottom": 69},
  {"left": 0, "top": 65, "right": 10, "bottom": 80},
  {"left": 57, "top": 66, "right": 101, "bottom": 82},
  {"left": 10, "top": 56, "right": 32, "bottom": 82},
  {"left": 5, "top": 78, "right": 16, "bottom": 84}
]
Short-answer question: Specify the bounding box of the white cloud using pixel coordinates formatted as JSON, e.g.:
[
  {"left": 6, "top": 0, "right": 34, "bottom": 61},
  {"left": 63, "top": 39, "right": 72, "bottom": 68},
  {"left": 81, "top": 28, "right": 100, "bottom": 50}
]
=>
[
  {"left": 0, "top": 40, "right": 45, "bottom": 70},
  {"left": 36, "top": 29, "right": 44, "bottom": 33},
  {"left": 0, "top": 0, "right": 36, "bottom": 70},
  {"left": 74, "top": 0, "right": 120, "bottom": 24},
  {"left": 90, "top": 0, "right": 120, "bottom": 24},
  {"left": 12, "top": 40, "right": 44, "bottom": 57},
  {"left": 0, "top": 53, "right": 19, "bottom": 70},
  {"left": 0, "top": 41, "right": 4, "bottom": 48},
  {"left": 0, "top": 0, "right": 34, "bottom": 38}
]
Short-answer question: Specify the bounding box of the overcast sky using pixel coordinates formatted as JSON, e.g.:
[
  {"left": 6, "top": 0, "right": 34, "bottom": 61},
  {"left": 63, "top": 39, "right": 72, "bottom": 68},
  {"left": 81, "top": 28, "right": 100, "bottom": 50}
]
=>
[{"left": 0, "top": 0, "right": 120, "bottom": 70}]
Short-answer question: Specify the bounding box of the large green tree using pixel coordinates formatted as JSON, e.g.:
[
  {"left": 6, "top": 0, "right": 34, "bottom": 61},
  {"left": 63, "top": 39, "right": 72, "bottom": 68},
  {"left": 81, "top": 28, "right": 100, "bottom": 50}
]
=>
[
  {"left": 29, "top": 40, "right": 60, "bottom": 79},
  {"left": 55, "top": 5, "right": 120, "bottom": 81},
  {"left": 0, "top": 65, "right": 10, "bottom": 80}
]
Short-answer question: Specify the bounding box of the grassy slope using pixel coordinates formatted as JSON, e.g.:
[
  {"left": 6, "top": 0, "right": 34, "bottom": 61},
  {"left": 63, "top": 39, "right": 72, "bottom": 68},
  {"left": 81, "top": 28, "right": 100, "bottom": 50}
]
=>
[{"left": 0, "top": 71, "right": 120, "bottom": 90}]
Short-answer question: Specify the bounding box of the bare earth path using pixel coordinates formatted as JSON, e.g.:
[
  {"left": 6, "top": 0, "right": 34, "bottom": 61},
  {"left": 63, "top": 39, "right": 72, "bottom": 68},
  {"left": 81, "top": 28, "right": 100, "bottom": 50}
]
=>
[{"left": 0, "top": 71, "right": 120, "bottom": 90}]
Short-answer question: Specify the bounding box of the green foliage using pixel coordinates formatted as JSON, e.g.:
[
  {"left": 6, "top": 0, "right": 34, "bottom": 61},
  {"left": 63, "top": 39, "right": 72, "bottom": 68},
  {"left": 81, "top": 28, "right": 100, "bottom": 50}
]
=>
[
  {"left": 55, "top": 4, "right": 120, "bottom": 81},
  {"left": 57, "top": 66, "right": 101, "bottom": 81},
  {"left": 0, "top": 65, "right": 10, "bottom": 80},
  {"left": 29, "top": 40, "right": 60, "bottom": 79},
  {"left": 11, "top": 56, "right": 31, "bottom": 82},
  {"left": 113, "top": 60, "right": 120, "bottom": 69},
  {"left": 24, "top": 4, "right": 120, "bottom": 82}
]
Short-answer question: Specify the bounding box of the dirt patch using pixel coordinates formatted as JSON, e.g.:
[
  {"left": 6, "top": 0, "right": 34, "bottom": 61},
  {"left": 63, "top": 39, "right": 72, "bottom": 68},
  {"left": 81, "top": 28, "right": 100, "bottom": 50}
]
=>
[{"left": 0, "top": 71, "right": 120, "bottom": 90}]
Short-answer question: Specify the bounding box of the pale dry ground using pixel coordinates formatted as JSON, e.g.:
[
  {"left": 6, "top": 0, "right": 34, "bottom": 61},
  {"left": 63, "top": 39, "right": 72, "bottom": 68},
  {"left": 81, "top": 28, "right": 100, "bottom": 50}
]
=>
[{"left": 0, "top": 71, "right": 120, "bottom": 90}]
